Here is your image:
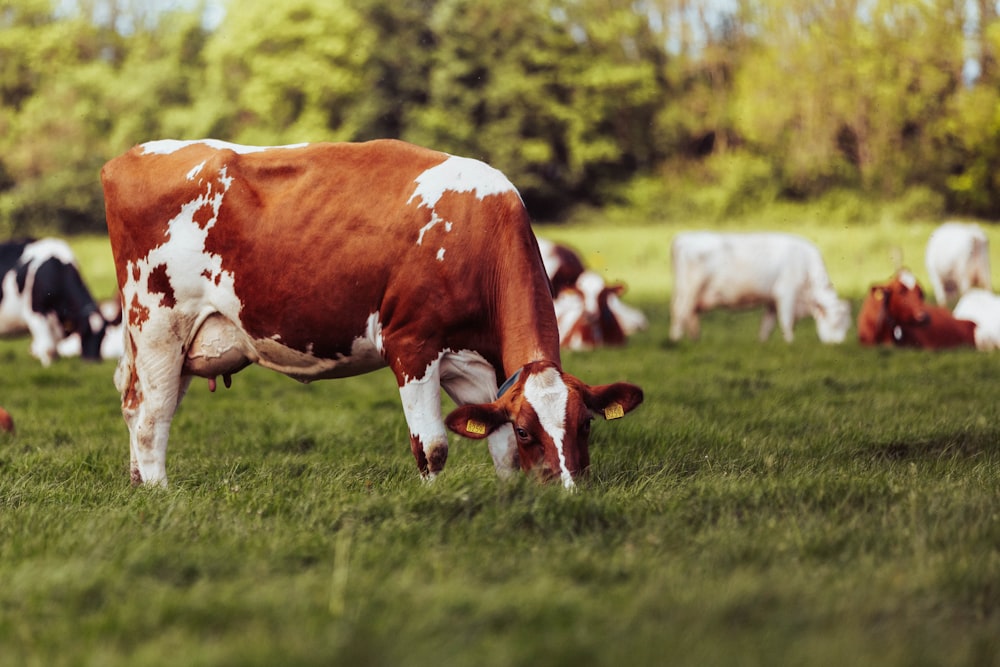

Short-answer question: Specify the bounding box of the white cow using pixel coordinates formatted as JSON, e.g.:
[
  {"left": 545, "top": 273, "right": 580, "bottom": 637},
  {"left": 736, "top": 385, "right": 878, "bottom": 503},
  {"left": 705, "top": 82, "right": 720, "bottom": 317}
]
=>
[
  {"left": 925, "top": 221, "right": 991, "bottom": 306},
  {"left": 953, "top": 288, "right": 1000, "bottom": 351},
  {"left": 670, "top": 231, "right": 851, "bottom": 343}
]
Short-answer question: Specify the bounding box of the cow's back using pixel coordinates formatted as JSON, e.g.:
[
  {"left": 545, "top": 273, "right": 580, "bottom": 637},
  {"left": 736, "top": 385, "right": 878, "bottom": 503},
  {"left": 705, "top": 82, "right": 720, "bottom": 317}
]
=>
[
  {"left": 672, "top": 232, "right": 812, "bottom": 305},
  {"left": 103, "top": 139, "right": 557, "bottom": 379}
]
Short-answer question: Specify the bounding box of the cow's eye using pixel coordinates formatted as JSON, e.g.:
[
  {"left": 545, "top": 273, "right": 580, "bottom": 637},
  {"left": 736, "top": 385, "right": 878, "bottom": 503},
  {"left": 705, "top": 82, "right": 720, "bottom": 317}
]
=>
[
  {"left": 515, "top": 426, "right": 530, "bottom": 441},
  {"left": 580, "top": 419, "right": 592, "bottom": 436}
]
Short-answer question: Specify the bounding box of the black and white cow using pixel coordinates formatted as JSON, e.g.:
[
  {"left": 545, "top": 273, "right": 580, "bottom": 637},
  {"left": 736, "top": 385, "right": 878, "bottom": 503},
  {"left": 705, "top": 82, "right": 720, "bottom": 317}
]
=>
[{"left": 0, "top": 237, "right": 108, "bottom": 365}]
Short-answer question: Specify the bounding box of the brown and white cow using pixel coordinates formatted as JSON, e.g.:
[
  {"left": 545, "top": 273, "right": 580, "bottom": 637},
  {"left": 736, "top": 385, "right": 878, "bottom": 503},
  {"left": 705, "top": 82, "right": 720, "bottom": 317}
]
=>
[
  {"left": 858, "top": 269, "right": 976, "bottom": 349},
  {"left": 669, "top": 231, "right": 851, "bottom": 343},
  {"left": 536, "top": 238, "right": 648, "bottom": 350},
  {"left": 102, "top": 139, "right": 643, "bottom": 489},
  {"left": 924, "top": 221, "right": 991, "bottom": 306}
]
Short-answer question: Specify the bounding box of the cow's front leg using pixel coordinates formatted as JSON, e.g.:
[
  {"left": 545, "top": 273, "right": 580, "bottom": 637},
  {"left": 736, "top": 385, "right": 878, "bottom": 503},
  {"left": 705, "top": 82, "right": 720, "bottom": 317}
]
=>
[
  {"left": 397, "top": 359, "right": 449, "bottom": 479},
  {"left": 118, "top": 348, "right": 188, "bottom": 487},
  {"left": 25, "top": 313, "right": 60, "bottom": 366},
  {"left": 759, "top": 305, "right": 778, "bottom": 342}
]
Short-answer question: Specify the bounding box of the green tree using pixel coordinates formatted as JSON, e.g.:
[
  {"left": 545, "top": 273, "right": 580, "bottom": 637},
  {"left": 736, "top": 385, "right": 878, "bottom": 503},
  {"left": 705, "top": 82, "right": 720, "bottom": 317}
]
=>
[
  {"left": 945, "top": 18, "right": 1000, "bottom": 217},
  {"left": 191, "top": 0, "right": 377, "bottom": 144},
  {"left": 732, "top": 0, "right": 966, "bottom": 199},
  {"left": 0, "top": 1, "right": 117, "bottom": 235},
  {"left": 407, "top": 0, "right": 669, "bottom": 216}
]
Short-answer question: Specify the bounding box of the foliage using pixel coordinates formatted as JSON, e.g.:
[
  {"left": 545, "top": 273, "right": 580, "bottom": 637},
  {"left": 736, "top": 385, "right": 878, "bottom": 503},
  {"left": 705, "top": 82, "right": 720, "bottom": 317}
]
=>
[{"left": 2, "top": 0, "right": 1000, "bottom": 234}]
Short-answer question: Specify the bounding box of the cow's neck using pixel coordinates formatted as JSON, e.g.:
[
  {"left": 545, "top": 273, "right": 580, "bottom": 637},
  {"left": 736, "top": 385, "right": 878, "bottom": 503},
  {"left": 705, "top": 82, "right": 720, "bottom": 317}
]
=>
[{"left": 493, "top": 252, "right": 562, "bottom": 377}]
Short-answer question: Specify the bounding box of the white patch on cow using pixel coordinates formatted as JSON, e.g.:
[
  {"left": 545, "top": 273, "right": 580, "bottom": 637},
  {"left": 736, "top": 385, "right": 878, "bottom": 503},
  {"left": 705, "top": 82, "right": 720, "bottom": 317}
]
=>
[
  {"left": 899, "top": 269, "right": 917, "bottom": 290},
  {"left": 523, "top": 367, "right": 573, "bottom": 489},
  {"left": 416, "top": 212, "right": 443, "bottom": 245},
  {"left": 606, "top": 293, "right": 648, "bottom": 335},
  {"left": 577, "top": 270, "right": 605, "bottom": 316},
  {"left": 186, "top": 161, "right": 206, "bottom": 180},
  {"left": 23, "top": 238, "right": 79, "bottom": 267},
  {"left": 553, "top": 289, "right": 585, "bottom": 348},
  {"left": 141, "top": 139, "right": 309, "bottom": 156},
  {"left": 365, "top": 312, "right": 385, "bottom": 357},
  {"left": 408, "top": 155, "right": 519, "bottom": 209},
  {"left": 398, "top": 354, "right": 449, "bottom": 476},
  {"left": 399, "top": 355, "right": 441, "bottom": 431},
  {"left": 0, "top": 271, "right": 29, "bottom": 336},
  {"left": 407, "top": 156, "right": 517, "bottom": 260}
]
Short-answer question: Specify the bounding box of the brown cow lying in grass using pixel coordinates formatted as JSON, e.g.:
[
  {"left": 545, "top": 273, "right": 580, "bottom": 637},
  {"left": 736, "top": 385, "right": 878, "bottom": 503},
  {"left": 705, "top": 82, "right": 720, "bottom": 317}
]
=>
[{"left": 858, "top": 269, "right": 976, "bottom": 349}]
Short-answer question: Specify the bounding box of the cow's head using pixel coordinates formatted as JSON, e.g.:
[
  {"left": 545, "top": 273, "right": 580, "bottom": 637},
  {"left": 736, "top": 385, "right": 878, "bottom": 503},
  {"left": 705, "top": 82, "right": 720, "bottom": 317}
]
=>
[
  {"left": 813, "top": 293, "right": 852, "bottom": 343},
  {"left": 553, "top": 271, "right": 646, "bottom": 350},
  {"left": 858, "top": 270, "right": 931, "bottom": 344},
  {"left": 883, "top": 270, "right": 931, "bottom": 327},
  {"left": 444, "top": 360, "right": 643, "bottom": 488}
]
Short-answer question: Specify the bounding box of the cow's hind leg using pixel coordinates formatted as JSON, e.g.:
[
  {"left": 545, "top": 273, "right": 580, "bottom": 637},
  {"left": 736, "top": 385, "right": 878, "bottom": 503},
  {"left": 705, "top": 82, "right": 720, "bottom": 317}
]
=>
[
  {"left": 116, "top": 340, "right": 188, "bottom": 486},
  {"left": 396, "top": 358, "right": 450, "bottom": 479},
  {"left": 759, "top": 304, "right": 778, "bottom": 341}
]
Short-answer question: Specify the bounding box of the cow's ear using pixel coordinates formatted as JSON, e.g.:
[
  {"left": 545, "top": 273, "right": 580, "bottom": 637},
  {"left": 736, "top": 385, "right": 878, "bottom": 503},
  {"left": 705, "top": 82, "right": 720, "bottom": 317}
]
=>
[
  {"left": 445, "top": 404, "right": 509, "bottom": 440},
  {"left": 608, "top": 282, "right": 626, "bottom": 296},
  {"left": 583, "top": 382, "right": 644, "bottom": 421}
]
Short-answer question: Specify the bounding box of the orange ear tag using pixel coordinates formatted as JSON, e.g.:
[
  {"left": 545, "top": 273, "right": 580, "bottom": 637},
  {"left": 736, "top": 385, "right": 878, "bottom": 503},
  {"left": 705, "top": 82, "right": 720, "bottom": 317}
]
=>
[
  {"left": 604, "top": 403, "right": 625, "bottom": 420},
  {"left": 466, "top": 419, "right": 487, "bottom": 435}
]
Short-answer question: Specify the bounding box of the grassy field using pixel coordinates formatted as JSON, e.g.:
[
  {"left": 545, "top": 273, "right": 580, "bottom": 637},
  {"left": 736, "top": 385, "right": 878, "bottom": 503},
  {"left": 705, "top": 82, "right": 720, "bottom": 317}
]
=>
[{"left": 1, "top": 224, "right": 999, "bottom": 666}]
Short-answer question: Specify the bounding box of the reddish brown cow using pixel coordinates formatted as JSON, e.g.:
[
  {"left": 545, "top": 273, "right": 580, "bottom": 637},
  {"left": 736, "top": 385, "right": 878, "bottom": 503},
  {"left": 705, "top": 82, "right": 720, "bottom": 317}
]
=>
[
  {"left": 536, "top": 238, "right": 648, "bottom": 350},
  {"left": 102, "top": 139, "right": 643, "bottom": 489},
  {"left": 0, "top": 406, "right": 13, "bottom": 434},
  {"left": 858, "top": 269, "right": 976, "bottom": 349}
]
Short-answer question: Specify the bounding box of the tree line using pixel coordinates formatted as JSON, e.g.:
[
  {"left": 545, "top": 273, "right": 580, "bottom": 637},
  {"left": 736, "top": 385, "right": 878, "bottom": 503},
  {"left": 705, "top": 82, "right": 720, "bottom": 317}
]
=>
[{"left": 2, "top": 0, "right": 999, "bottom": 236}]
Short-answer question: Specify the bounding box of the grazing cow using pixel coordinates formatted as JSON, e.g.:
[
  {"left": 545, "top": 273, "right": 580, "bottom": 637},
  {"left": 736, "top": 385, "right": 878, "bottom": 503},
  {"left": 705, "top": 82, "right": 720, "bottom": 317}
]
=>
[
  {"left": 858, "top": 269, "right": 976, "bottom": 349},
  {"left": 537, "top": 238, "right": 648, "bottom": 350},
  {"left": 925, "top": 221, "right": 991, "bottom": 306},
  {"left": 669, "top": 231, "right": 851, "bottom": 343},
  {"left": 537, "top": 237, "right": 587, "bottom": 295},
  {"left": 56, "top": 298, "right": 125, "bottom": 360},
  {"left": 953, "top": 288, "right": 1000, "bottom": 351},
  {"left": 102, "top": 138, "right": 643, "bottom": 489},
  {"left": 0, "top": 237, "right": 109, "bottom": 366}
]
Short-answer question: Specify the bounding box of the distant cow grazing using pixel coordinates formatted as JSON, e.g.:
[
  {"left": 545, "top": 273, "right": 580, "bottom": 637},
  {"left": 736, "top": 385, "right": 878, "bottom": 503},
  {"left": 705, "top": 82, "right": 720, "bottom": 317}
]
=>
[
  {"left": 0, "top": 237, "right": 109, "bottom": 366},
  {"left": 925, "top": 222, "right": 991, "bottom": 306},
  {"left": 102, "top": 139, "right": 643, "bottom": 489},
  {"left": 56, "top": 297, "right": 124, "bottom": 360},
  {"left": 536, "top": 238, "right": 648, "bottom": 351},
  {"left": 858, "top": 269, "right": 976, "bottom": 349},
  {"left": 669, "top": 231, "right": 851, "bottom": 343}
]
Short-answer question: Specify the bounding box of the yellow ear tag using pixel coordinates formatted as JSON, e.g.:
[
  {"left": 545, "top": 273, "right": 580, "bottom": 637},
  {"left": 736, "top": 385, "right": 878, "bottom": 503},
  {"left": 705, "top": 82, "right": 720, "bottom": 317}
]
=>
[
  {"left": 604, "top": 403, "right": 625, "bottom": 420},
  {"left": 874, "top": 290, "right": 884, "bottom": 301},
  {"left": 466, "top": 419, "right": 487, "bottom": 435}
]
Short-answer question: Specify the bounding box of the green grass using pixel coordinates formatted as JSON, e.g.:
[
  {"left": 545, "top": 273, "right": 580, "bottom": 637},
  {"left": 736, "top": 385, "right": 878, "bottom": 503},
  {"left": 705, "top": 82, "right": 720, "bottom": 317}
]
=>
[{"left": 1, "top": 224, "right": 998, "bottom": 666}]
